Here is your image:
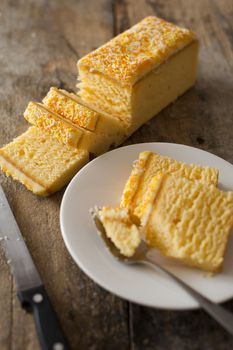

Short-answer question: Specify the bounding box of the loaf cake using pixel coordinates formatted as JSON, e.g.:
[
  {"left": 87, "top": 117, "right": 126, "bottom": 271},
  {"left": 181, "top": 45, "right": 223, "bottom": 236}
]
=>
[
  {"left": 0, "top": 127, "right": 89, "bottom": 196},
  {"left": 98, "top": 207, "right": 141, "bottom": 257},
  {"left": 121, "top": 151, "right": 218, "bottom": 221},
  {"left": 1, "top": 16, "right": 200, "bottom": 196},
  {"left": 78, "top": 16, "right": 199, "bottom": 133},
  {"left": 24, "top": 97, "right": 125, "bottom": 155},
  {"left": 142, "top": 174, "right": 233, "bottom": 272}
]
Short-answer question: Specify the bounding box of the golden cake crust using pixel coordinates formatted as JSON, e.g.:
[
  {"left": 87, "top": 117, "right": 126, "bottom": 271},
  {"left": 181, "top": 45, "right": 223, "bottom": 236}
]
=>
[
  {"left": 24, "top": 102, "right": 83, "bottom": 148},
  {"left": 78, "top": 16, "right": 196, "bottom": 87},
  {"left": 43, "top": 87, "right": 99, "bottom": 131}
]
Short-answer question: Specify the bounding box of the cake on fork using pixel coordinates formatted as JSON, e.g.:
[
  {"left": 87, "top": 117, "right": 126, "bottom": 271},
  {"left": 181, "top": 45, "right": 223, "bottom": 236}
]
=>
[
  {"left": 98, "top": 207, "right": 141, "bottom": 257},
  {"left": 78, "top": 16, "right": 199, "bottom": 133}
]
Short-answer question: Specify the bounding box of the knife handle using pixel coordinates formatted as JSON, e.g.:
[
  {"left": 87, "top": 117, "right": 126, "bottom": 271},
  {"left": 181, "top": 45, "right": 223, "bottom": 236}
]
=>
[{"left": 18, "top": 285, "right": 70, "bottom": 350}]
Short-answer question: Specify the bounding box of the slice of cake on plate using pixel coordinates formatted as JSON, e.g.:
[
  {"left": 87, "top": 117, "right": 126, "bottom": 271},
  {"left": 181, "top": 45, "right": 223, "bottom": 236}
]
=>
[
  {"left": 78, "top": 16, "right": 199, "bottom": 133},
  {"left": 120, "top": 151, "right": 219, "bottom": 222},
  {"left": 0, "top": 127, "right": 89, "bottom": 196},
  {"left": 96, "top": 174, "right": 233, "bottom": 272},
  {"left": 140, "top": 174, "right": 233, "bottom": 272}
]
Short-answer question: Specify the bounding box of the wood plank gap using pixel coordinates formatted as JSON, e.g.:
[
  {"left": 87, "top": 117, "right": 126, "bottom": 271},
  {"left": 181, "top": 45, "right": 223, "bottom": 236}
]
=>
[
  {"left": 9, "top": 275, "right": 13, "bottom": 350},
  {"left": 111, "top": 2, "right": 132, "bottom": 349},
  {"left": 128, "top": 302, "right": 134, "bottom": 350},
  {"left": 112, "top": 0, "right": 118, "bottom": 36}
]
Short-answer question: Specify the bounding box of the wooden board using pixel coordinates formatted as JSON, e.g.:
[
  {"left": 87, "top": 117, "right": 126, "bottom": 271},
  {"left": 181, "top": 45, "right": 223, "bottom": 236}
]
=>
[{"left": 0, "top": 0, "right": 233, "bottom": 349}]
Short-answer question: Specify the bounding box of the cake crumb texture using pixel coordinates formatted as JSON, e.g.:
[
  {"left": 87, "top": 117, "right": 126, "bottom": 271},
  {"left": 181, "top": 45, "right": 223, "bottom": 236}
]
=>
[
  {"left": 145, "top": 174, "right": 233, "bottom": 272},
  {"left": 0, "top": 127, "right": 89, "bottom": 196}
]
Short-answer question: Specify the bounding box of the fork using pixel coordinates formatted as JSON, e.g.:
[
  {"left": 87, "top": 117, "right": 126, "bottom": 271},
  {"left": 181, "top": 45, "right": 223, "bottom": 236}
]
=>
[{"left": 91, "top": 209, "right": 233, "bottom": 336}]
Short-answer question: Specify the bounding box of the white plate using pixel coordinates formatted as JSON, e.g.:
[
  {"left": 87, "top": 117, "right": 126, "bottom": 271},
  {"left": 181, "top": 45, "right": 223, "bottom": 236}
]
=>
[{"left": 60, "top": 143, "right": 233, "bottom": 310}]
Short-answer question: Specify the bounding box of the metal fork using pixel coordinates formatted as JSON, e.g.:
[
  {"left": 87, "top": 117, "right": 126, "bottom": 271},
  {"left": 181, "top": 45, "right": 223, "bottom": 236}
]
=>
[{"left": 91, "top": 208, "right": 233, "bottom": 336}]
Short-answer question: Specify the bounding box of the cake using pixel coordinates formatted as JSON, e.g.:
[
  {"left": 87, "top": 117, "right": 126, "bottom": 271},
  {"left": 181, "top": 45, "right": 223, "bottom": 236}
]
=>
[
  {"left": 142, "top": 174, "right": 233, "bottom": 272},
  {"left": 43, "top": 87, "right": 126, "bottom": 142},
  {"left": 24, "top": 102, "right": 83, "bottom": 148},
  {"left": 43, "top": 87, "right": 99, "bottom": 131},
  {"left": 0, "top": 127, "right": 89, "bottom": 196},
  {"left": 24, "top": 95, "right": 125, "bottom": 155},
  {"left": 98, "top": 207, "right": 141, "bottom": 257},
  {"left": 0, "top": 16, "right": 201, "bottom": 198},
  {"left": 120, "top": 151, "right": 219, "bottom": 221},
  {"left": 78, "top": 16, "right": 199, "bottom": 133},
  {"left": 96, "top": 173, "right": 233, "bottom": 272}
]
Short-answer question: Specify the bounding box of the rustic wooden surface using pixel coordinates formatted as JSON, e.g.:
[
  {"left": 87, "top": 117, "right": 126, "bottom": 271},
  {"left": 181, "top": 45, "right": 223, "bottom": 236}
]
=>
[{"left": 0, "top": 0, "right": 233, "bottom": 349}]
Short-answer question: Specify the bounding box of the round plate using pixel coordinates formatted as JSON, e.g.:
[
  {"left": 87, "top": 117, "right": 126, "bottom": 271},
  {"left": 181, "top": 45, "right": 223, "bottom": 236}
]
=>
[{"left": 60, "top": 143, "right": 233, "bottom": 310}]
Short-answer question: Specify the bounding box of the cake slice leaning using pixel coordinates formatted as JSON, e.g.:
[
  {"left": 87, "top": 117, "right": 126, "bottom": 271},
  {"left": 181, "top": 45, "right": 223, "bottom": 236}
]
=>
[
  {"left": 43, "top": 87, "right": 126, "bottom": 146},
  {"left": 24, "top": 102, "right": 84, "bottom": 148},
  {"left": 120, "top": 151, "right": 219, "bottom": 222},
  {"left": 140, "top": 174, "right": 233, "bottom": 272},
  {"left": 78, "top": 16, "right": 199, "bottom": 134},
  {"left": 24, "top": 93, "right": 125, "bottom": 156},
  {"left": 0, "top": 127, "right": 89, "bottom": 196},
  {"left": 43, "top": 87, "right": 99, "bottom": 131}
]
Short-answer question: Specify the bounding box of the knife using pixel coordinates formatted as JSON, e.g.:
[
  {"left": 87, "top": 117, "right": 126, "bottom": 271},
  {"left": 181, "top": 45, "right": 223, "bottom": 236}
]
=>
[{"left": 0, "top": 186, "right": 70, "bottom": 350}]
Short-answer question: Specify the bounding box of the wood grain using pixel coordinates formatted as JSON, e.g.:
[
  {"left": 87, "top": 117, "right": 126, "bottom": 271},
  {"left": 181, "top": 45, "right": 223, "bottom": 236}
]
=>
[{"left": 0, "top": 0, "right": 233, "bottom": 349}]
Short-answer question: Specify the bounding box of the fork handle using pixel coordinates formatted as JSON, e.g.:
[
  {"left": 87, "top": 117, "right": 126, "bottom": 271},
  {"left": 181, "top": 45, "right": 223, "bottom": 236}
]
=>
[{"left": 143, "top": 257, "right": 233, "bottom": 335}]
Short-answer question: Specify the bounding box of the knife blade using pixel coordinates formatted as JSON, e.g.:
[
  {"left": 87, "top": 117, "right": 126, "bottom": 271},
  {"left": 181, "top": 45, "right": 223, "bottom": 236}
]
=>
[
  {"left": 0, "top": 185, "right": 70, "bottom": 350},
  {"left": 0, "top": 185, "right": 42, "bottom": 291}
]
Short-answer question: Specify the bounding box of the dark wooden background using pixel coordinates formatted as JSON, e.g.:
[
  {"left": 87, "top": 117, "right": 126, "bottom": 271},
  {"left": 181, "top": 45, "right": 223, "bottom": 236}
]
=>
[{"left": 0, "top": 0, "right": 233, "bottom": 349}]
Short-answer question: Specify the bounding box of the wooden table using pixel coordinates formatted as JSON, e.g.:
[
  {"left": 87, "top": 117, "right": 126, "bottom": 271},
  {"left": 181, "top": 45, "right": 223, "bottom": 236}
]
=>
[{"left": 0, "top": 0, "right": 233, "bottom": 349}]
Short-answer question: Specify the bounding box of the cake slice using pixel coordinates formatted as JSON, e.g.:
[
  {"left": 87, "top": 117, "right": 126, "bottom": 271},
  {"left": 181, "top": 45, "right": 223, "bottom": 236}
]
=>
[
  {"left": 43, "top": 87, "right": 99, "bottom": 131},
  {"left": 0, "top": 127, "right": 89, "bottom": 196},
  {"left": 98, "top": 207, "right": 141, "bottom": 257},
  {"left": 96, "top": 174, "right": 233, "bottom": 272},
  {"left": 141, "top": 174, "right": 233, "bottom": 272},
  {"left": 24, "top": 98, "right": 125, "bottom": 156},
  {"left": 43, "top": 87, "right": 126, "bottom": 143},
  {"left": 24, "top": 102, "right": 83, "bottom": 148},
  {"left": 78, "top": 16, "right": 199, "bottom": 133},
  {"left": 120, "top": 151, "right": 219, "bottom": 221}
]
